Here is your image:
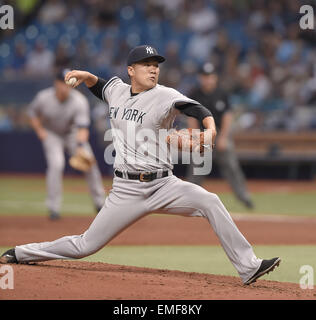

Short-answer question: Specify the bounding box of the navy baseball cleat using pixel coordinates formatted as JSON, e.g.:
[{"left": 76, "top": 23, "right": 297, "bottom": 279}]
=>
[
  {"left": 0, "top": 248, "right": 18, "bottom": 264},
  {"left": 244, "top": 257, "right": 281, "bottom": 285},
  {"left": 49, "top": 210, "right": 60, "bottom": 221},
  {"left": 244, "top": 199, "right": 254, "bottom": 209}
]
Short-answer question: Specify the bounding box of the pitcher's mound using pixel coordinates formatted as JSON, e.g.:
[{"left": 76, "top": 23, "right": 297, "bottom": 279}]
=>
[{"left": 1, "top": 260, "right": 315, "bottom": 300}]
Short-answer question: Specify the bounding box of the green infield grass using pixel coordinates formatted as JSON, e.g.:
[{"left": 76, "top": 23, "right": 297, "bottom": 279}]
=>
[
  {"left": 82, "top": 245, "right": 316, "bottom": 284},
  {"left": 0, "top": 176, "right": 315, "bottom": 216}
]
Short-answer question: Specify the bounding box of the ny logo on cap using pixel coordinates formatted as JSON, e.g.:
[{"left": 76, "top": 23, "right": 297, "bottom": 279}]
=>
[{"left": 146, "top": 46, "right": 154, "bottom": 54}]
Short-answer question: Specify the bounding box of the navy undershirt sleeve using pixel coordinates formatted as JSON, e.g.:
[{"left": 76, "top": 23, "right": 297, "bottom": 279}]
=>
[
  {"left": 88, "top": 77, "right": 107, "bottom": 100},
  {"left": 175, "top": 103, "right": 213, "bottom": 125}
]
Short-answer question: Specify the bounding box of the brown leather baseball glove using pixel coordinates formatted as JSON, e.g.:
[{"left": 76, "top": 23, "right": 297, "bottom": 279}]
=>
[{"left": 69, "top": 147, "right": 96, "bottom": 172}]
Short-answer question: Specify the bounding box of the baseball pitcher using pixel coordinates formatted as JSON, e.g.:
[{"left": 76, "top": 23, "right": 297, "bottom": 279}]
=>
[
  {"left": 1, "top": 46, "right": 280, "bottom": 285},
  {"left": 27, "top": 70, "right": 105, "bottom": 219}
]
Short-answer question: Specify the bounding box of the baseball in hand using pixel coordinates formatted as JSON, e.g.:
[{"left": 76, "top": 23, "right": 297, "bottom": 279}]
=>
[{"left": 65, "top": 77, "right": 77, "bottom": 87}]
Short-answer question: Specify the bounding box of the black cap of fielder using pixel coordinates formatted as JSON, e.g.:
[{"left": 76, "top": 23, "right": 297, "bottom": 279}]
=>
[
  {"left": 199, "top": 62, "right": 216, "bottom": 75},
  {"left": 127, "top": 45, "right": 165, "bottom": 66}
]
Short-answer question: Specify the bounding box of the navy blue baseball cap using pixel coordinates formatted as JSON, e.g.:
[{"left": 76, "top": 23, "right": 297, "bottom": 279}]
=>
[{"left": 127, "top": 45, "right": 165, "bottom": 66}]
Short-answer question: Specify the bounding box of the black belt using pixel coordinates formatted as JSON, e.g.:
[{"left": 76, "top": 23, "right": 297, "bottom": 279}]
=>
[{"left": 114, "top": 170, "right": 170, "bottom": 182}]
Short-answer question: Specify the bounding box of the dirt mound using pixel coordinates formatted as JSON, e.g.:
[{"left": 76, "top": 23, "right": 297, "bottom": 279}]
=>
[
  {"left": 0, "top": 260, "right": 314, "bottom": 300},
  {"left": 1, "top": 215, "right": 316, "bottom": 300}
]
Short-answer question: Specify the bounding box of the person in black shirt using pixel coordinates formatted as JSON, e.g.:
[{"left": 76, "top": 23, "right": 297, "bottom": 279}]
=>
[{"left": 186, "top": 63, "right": 254, "bottom": 209}]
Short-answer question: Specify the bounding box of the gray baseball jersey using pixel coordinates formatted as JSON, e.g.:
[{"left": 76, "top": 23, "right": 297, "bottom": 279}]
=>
[
  {"left": 15, "top": 76, "right": 264, "bottom": 284},
  {"left": 103, "top": 76, "right": 199, "bottom": 172},
  {"left": 27, "top": 87, "right": 105, "bottom": 214},
  {"left": 28, "top": 87, "right": 90, "bottom": 136}
]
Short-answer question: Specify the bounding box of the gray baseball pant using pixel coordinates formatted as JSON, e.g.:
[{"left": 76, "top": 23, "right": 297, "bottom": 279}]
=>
[
  {"left": 42, "top": 130, "right": 105, "bottom": 213},
  {"left": 15, "top": 174, "right": 261, "bottom": 283}
]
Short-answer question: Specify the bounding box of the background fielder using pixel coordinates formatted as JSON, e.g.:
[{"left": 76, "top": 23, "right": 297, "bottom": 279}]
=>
[
  {"left": 1, "top": 45, "right": 280, "bottom": 285},
  {"left": 186, "top": 62, "right": 254, "bottom": 209},
  {"left": 28, "top": 70, "right": 105, "bottom": 220}
]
